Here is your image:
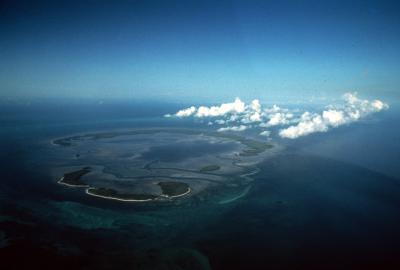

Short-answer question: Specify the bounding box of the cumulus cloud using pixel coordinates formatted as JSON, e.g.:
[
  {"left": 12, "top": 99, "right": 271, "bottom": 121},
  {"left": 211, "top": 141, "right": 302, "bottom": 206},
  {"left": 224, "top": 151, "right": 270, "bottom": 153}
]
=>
[
  {"left": 343, "top": 92, "right": 389, "bottom": 119},
  {"left": 279, "top": 92, "right": 388, "bottom": 139},
  {"left": 248, "top": 111, "right": 262, "bottom": 122},
  {"left": 279, "top": 113, "right": 327, "bottom": 139},
  {"left": 259, "top": 130, "right": 271, "bottom": 137},
  {"left": 217, "top": 125, "right": 247, "bottom": 132},
  {"left": 322, "top": 110, "right": 345, "bottom": 126},
  {"left": 260, "top": 112, "right": 293, "bottom": 127},
  {"left": 173, "top": 98, "right": 245, "bottom": 118},
  {"left": 171, "top": 98, "right": 268, "bottom": 128},
  {"left": 371, "top": 100, "right": 388, "bottom": 111},
  {"left": 195, "top": 98, "right": 246, "bottom": 117},
  {"left": 171, "top": 98, "right": 264, "bottom": 119},
  {"left": 250, "top": 99, "right": 261, "bottom": 112},
  {"left": 175, "top": 106, "right": 196, "bottom": 117},
  {"left": 168, "top": 92, "right": 388, "bottom": 140},
  {"left": 264, "top": 104, "right": 282, "bottom": 114}
]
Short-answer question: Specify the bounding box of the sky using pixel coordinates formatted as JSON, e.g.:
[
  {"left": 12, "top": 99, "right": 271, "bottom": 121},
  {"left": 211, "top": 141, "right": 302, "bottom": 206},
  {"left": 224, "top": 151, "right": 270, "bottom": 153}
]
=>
[{"left": 1, "top": 0, "right": 400, "bottom": 103}]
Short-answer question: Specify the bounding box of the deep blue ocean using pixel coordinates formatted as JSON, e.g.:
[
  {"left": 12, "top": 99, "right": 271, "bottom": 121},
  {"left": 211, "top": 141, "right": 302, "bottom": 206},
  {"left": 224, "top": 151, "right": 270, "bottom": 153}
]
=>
[{"left": 1, "top": 100, "right": 400, "bottom": 270}]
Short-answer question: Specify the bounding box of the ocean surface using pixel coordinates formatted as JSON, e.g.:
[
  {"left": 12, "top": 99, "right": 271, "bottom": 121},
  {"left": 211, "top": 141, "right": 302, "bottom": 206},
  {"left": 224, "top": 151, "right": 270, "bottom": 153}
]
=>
[{"left": 1, "top": 101, "right": 400, "bottom": 270}]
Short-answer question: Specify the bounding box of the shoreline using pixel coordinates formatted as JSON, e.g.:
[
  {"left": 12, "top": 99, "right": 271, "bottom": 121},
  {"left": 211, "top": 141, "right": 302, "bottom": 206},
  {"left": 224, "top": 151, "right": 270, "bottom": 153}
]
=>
[
  {"left": 57, "top": 176, "right": 192, "bottom": 202},
  {"left": 85, "top": 188, "right": 155, "bottom": 202},
  {"left": 53, "top": 127, "right": 273, "bottom": 203},
  {"left": 160, "top": 187, "right": 192, "bottom": 199},
  {"left": 85, "top": 187, "right": 191, "bottom": 202},
  {"left": 57, "top": 177, "right": 89, "bottom": 188}
]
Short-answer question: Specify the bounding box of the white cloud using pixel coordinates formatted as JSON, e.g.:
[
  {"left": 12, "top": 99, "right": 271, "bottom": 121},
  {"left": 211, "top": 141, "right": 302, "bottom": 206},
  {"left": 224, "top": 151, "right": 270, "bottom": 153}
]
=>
[
  {"left": 264, "top": 104, "right": 282, "bottom": 114},
  {"left": 217, "top": 125, "right": 247, "bottom": 132},
  {"left": 249, "top": 111, "right": 262, "bottom": 122},
  {"left": 195, "top": 98, "right": 245, "bottom": 117},
  {"left": 228, "top": 115, "right": 239, "bottom": 122},
  {"left": 250, "top": 99, "right": 261, "bottom": 112},
  {"left": 279, "top": 92, "right": 388, "bottom": 139},
  {"left": 279, "top": 113, "right": 327, "bottom": 139},
  {"left": 172, "top": 99, "right": 289, "bottom": 126},
  {"left": 322, "top": 110, "right": 345, "bottom": 127},
  {"left": 172, "top": 98, "right": 246, "bottom": 118},
  {"left": 175, "top": 106, "right": 196, "bottom": 117},
  {"left": 260, "top": 112, "right": 291, "bottom": 127},
  {"left": 371, "top": 99, "right": 389, "bottom": 111},
  {"left": 168, "top": 92, "right": 388, "bottom": 140},
  {"left": 259, "top": 130, "right": 271, "bottom": 137}
]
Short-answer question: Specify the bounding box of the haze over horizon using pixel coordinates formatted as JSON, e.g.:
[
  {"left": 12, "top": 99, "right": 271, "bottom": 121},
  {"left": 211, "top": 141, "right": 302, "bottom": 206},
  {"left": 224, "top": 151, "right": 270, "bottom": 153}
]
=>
[{"left": 1, "top": 0, "right": 400, "bottom": 103}]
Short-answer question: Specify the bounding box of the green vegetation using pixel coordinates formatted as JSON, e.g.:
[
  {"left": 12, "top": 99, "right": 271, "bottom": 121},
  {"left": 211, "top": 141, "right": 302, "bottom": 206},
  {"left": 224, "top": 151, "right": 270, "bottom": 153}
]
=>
[
  {"left": 87, "top": 187, "right": 158, "bottom": 201},
  {"left": 200, "top": 165, "right": 221, "bottom": 172},
  {"left": 59, "top": 167, "right": 91, "bottom": 186},
  {"left": 87, "top": 182, "right": 190, "bottom": 200},
  {"left": 158, "top": 181, "right": 190, "bottom": 197}
]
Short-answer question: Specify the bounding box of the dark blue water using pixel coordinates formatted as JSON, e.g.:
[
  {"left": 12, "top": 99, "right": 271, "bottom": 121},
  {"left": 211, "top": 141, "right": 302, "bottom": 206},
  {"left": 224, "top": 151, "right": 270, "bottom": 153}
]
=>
[{"left": 1, "top": 101, "right": 400, "bottom": 270}]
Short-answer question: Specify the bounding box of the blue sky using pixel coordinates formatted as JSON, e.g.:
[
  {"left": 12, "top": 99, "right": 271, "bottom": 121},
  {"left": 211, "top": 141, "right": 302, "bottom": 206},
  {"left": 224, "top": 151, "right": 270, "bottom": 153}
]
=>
[{"left": 1, "top": 0, "right": 400, "bottom": 103}]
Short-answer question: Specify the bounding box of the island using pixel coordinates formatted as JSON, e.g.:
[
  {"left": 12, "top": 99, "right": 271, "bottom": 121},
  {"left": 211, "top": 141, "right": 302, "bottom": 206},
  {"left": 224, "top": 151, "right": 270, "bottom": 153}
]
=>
[
  {"left": 58, "top": 167, "right": 91, "bottom": 187},
  {"left": 86, "top": 187, "right": 158, "bottom": 202},
  {"left": 158, "top": 181, "right": 190, "bottom": 197},
  {"left": 85, "top": 181, "right": 190, "bottom": 202},
  {"left": 53, "top": 128, "right": 275, "bottom": 203}
]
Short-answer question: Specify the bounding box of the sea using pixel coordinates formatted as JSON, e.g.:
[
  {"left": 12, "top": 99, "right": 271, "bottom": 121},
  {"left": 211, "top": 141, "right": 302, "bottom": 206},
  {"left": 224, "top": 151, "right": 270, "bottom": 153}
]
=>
[{"left": 1, "top": 99, "right": 400, "bottom": 270}]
